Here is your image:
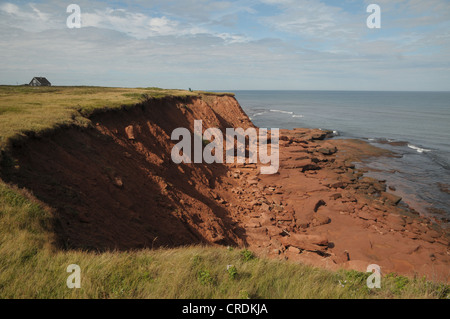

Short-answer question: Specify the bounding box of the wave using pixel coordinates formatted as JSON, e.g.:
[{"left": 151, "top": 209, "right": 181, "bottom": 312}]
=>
[
  {"left": 408, "top": 144, "right": 431, "bottom": 153},
  {"left": 252, "top": 111, "right": 268, "bottom": 117},
  {"left": 368, "top": 138, "right": 409, "bottom": 147},
  {"left": 292, "top": 114, "right": 304, "bottom": 118},
  {"left": 270, "top": 109, "right": 293, "bottom": 115}
]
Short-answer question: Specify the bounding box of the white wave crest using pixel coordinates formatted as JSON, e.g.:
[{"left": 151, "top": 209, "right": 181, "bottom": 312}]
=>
[
  {"left": 292, "top": 114, "right": 304, "bottom": 118},
  {"left": 407, "top": 144, "right": 431, "bottom": 153},
  {"left": 270, "top": 109, "right": 293, "bottom": 115},
  {"left": 252, "top": 111, "right": 267, "bottom": 117}
]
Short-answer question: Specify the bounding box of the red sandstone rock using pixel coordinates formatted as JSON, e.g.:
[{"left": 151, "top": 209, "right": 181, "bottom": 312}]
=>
[
  {"left": 358, "top": 211, "right": 377, "bottom": 221},
  {"left": 311, "top": 214, "right": 331, "bottom": 226},
  {"left": 281, "top": 234, "right": 328, "bottom": 249},
  {"left": 125, "top": 125, "right": 135, "bottom": 140},
  {"left": 381, "top": 192, "right": 402, "bottom": 205}
]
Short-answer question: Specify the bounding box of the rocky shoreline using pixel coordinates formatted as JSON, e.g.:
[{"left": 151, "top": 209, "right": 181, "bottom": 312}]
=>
[{"left": 212, "top": 128, "right": 449, "bottom": 281}]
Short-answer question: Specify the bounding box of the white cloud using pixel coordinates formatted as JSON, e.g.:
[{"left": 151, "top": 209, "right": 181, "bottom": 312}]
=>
[
  {"left": 82, "top": 8, "right": 184, "bottom": 38},
  {"left": 0, "top": 2, "right": 19, "bottom": 14},
  {"left": 0, "top": 0, "right": 449, "bottom": 90},
  {"left": 0, "top": 2, "right": 57, "bottom": 31},
  {"left": 260, "top": 0, "right": 361, "bottom": 40}
]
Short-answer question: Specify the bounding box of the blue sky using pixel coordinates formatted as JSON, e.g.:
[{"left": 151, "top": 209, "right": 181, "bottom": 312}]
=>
[{"left": 0, "top": 0, "right": 449, "bottom": 90}]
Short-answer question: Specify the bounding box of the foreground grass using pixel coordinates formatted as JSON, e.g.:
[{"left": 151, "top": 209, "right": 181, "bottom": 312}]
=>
[
  {"left": 0, "top": 182, "right": 448, "bottom": 299},
  {"left": 0, "top": 85, "right": 233, "bottom": 150}
]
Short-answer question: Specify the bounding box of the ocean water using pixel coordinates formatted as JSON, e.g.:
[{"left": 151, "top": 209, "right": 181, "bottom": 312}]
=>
[{"left": 232, "top": 90, "right": 450, "bottom": 219}]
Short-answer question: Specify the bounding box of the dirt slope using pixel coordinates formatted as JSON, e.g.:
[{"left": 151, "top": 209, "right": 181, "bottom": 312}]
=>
[{"left": 1, "top": 95, "right": 252, "bottom": 250}]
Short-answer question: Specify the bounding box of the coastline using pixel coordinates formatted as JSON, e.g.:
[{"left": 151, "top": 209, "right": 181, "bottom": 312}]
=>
[
  {"left": 1, "top": 92, "right": 448, "bottom": 283},
  {"left": 216, "top": 128, "right": 449, "bottom": 281},
  {"left": 237, "top": 90, "right": 450, "bottom": 224},
  {"left": 353, "top": 140, "right": 450, "bottom": 223}
]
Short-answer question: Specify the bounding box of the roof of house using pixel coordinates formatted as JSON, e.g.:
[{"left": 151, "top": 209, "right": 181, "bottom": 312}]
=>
[{"left": 31, "top": 77, "right": 51, "bottom": 85}]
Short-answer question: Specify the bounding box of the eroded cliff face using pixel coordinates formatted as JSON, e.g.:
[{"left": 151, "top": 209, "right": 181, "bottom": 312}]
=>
[{"left": 1, "top": 95, "right": 253, "bottom": 250}]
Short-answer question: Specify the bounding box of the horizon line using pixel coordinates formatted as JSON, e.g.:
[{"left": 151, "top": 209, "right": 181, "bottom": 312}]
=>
[{"left": 1, "top": 84, "right": 449, "bottom": 93}]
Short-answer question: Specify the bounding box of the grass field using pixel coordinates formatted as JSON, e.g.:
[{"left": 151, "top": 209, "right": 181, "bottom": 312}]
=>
[
  {"left": 0, "top": 86, "right": 448, "bottom": 299},
  {"left": 0, "top": 86, "right": 234, "bottom": 150}
]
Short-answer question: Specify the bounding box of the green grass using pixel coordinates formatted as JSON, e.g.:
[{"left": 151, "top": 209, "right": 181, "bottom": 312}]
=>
[
  {"left": 0, "top": 85, "right": 233, "bottom": 150},
  {"left": 0, "top": 86, "right": 448, "bottom": 299}
]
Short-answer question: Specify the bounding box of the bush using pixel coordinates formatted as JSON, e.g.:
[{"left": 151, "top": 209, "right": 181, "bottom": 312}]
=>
[
  {"left": 198, "top": 270, "right": 216, "bottom": 286},
  {"left": 227, "top": 266, "right": 238, "bottom": 280},
  {"left": 386, "top": 273, "right": 410, "bottom": 295},
  {"left": 240, "top": 249, "right": 255, "bottom": 262}
]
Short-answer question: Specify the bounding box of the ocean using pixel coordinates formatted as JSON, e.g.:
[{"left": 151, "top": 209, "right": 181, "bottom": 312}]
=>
[{"left": 232, "top": 90, "right": 450, "bottom": 220}]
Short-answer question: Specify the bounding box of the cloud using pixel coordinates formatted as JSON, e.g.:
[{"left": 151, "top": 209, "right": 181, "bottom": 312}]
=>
[
  {"left": 260, "top": 0, "right": 362, "bottom": 40},
  {"left": 0, "top": 2, "right": 58, "bottom": 31},
  {"left": 82, "top": 8, "right": 185, "bottom": 38},
  {"left": 0, "top": 0, "right": 449, "bottom": 90}
]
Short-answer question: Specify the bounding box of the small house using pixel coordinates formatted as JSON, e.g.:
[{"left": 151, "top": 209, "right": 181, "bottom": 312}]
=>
[{"left": 29, "top": 77, "right": 51, "bottom": 86}]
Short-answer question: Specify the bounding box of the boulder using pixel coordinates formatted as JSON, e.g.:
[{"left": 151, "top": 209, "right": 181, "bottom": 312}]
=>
[
  {"left": 267, "top": 226, "right": 283, "bottom": 237},
  {"left": 244, "top": 219, "right": 261, "bottom": 228},
  {"left": 381, "top": 192, "right": 402, "bottom": 205},
  {"left": 329, "top": 193, "right": 342, "bottom": 200},
  {"left": 317, "top": 143, "right": 337, "bottom": 155},
  {"left": 125, "top": 125, "right": 135, "bottom": 140},
  {"left": 280, "top": 234, "right": 328, "bottom": 252},
  {"left": 311, "top": 131, "right": 329, "bottom": 140},
  {"left": 113, "top": 177, "right": 124, "bottom": 188},
  {"left": 332, "top": 250, "right": 350, "bottom": 264},
  {"left": 284, "top": 159, "right": 320, "bottom": 171},
  {"left": 426, "top": 229, "right": 440, "bottom": 238},
  {"left": 311, "top": 214, "right": 331, "bottom": 226},
  {"left": 287, "top": 246, "right": 301, "bottom": 254},
  {"left": 329, "top": 182, "right": 347, "bottom": 189},
  {"left": 260, "top": 212, "right": 275, "bottom": 226},
  {"left": 357, "top": 211, "right": 377, "bottom": 221}
]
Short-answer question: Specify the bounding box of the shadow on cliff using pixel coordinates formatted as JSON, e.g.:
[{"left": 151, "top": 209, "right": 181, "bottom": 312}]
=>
[{"left": 0, "top": 98, "right": 249, "bottom": 251}]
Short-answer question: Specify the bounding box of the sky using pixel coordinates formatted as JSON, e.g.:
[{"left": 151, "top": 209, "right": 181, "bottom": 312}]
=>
[{"left": 0, "top": 0, "right": 449, "bottom": 91}]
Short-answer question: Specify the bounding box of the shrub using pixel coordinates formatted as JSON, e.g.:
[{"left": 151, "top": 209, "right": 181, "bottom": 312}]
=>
[
  {"left": 227, "top": 266, "right": 238, "bottom": 280},
  {"left": 240, "top": 249, "right": 255, "bottom": 262},
  {"left": 198, "top": 270, "right": 215, "bottom": 286},
  {"left": 386, "top": 273, "right": 410, "bottom": 295}
]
